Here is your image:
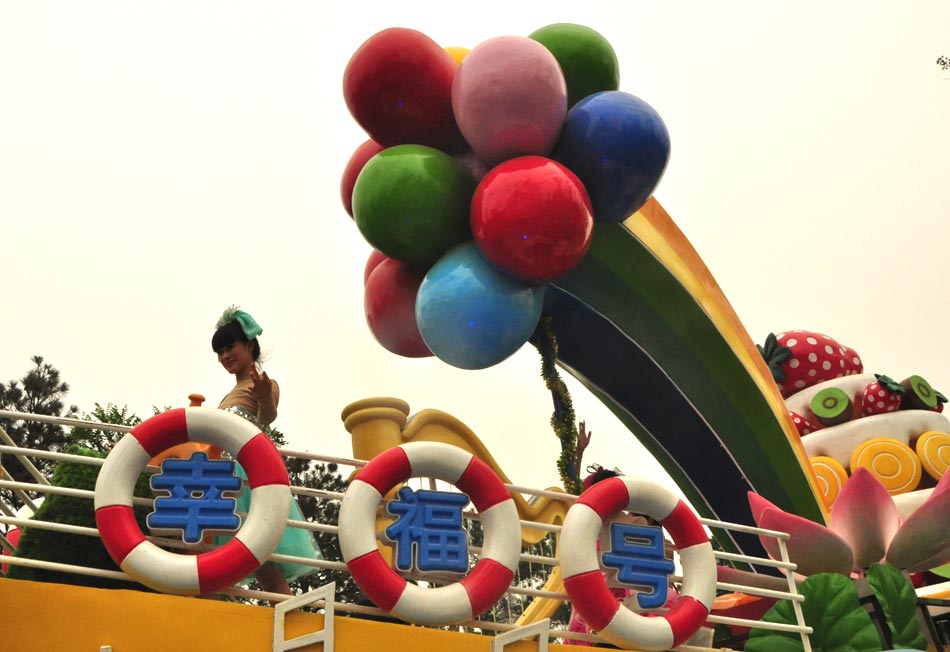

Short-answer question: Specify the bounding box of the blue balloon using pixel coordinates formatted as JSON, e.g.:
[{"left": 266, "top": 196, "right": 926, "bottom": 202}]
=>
[
  {"left": 416, "top": 242, "right": 545, "bottom": 370},
  {"left": 555, "top": 91, "right": 670, "bottom": 223}
]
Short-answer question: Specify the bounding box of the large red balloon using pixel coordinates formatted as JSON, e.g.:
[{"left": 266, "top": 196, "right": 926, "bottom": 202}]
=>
[
  {"left": 471, "top": 156, "right": 593, "bottom": 283},
  {"left": 341, "top": 139, "right": 384, "bottom": 218},
  {"left": 364, "top": 257, "right": 433, "bottom": 358},
  {"left": 343, "top": 28, "right": 465, "bottom": 152}
]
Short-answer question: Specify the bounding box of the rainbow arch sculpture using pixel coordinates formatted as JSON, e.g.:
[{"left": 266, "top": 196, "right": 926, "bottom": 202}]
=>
[{"left": 547, "top": 198, "right": 827, "bottom": 557}]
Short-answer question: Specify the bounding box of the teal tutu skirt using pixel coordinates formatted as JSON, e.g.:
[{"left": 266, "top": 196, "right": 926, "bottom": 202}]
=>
[{"left": 216, "top": 463, "right": 322, "bottom": 583}]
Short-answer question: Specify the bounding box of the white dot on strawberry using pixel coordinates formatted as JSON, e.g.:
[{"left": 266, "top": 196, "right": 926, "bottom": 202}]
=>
[
  {"left": 795, "top": 380, "right": 807, "bottom": 388},
  {"left": 825, "top": 345, "right": 834, "bottom": 354},
  {"left": 822, "top": 361, "right": 831, "bottom": 370},
  {"left": 807, "top": 337, "right": 817, "bottom": 345},
  {"left": 853, "top": 356, "right": 861, "bottom": 365},
  {"left": 790, "top": 359, "right": 800, "bottom": 368},
  {"left": 877, "top": 400, "right": 885, "bottom": 408},
  {"left": 808, "top": 353, "right": 817, "bottom": 362},
  {"left": 808, "top": 369, "right": 817, "bottom": 376},
  {"left": 877, "top": 390, "right": 885, "bottom": 397},
  {"left": 787, "top": 338, "right": 797, "bottom": 346}
]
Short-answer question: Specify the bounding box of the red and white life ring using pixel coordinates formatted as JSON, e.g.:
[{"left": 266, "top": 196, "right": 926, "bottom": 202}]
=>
[
  {"left": 94, "top": 408, "right": 291, "bottom": 595},
  {"left": 339, "top": 442, "right": 521, "bottom": 626},
  {"left": 560, "top": 476, "right": 716, "bottom": 651}
]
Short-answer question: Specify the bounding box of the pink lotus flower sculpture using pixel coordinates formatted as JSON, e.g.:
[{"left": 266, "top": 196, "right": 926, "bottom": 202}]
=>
[{"left": 748, "top": 468, "right": 950, "bottom": 576}]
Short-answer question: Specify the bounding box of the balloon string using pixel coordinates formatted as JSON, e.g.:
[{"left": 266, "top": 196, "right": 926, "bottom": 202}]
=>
[{"left": 530, "top": 316, "right": 581, "bottom": 495}]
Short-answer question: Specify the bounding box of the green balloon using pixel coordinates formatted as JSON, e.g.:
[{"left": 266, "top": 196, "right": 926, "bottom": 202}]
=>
[
  {"left": 353, "top": 145, "right": 476, "bottom": 267},
  {"left": 529, "top": 23, "right": 620, "bottom": 108}
]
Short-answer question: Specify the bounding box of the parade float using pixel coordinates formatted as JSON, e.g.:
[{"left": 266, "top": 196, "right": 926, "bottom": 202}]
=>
[{"left": 3, "top": 22, "right": 949, "bottom": 652}]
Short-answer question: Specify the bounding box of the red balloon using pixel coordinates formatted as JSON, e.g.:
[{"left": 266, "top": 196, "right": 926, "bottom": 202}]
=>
[
  {"left": 343, "top": 28, "right": 465, "bottom": 152},
  {"left": 364, "top": 258, "right": 433, "bottom": 358},
  {"left": 471, "top": 156, "right": 594, "bottom": 283},
  {"left": 341, "top": 139, "right": 384, "bottom": 218},
  {"left": 363, "top": 248, "right": 388, "bottom": 285},
  {"left": 1, "top": 528, "right": 20, "bottom": 574}
]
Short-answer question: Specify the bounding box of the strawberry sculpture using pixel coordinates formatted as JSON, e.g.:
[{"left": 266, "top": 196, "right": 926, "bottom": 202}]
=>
[
  {"left": 860, "top": 374, "right": 905, "bottom": 416},
  {"left": 757, "top": 330, "right": 864, "bottom": 398}
]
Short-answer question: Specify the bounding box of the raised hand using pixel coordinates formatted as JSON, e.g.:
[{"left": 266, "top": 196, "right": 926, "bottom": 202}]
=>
[{"left": 250, "top": 368, "right": 272, "bottom": 401}]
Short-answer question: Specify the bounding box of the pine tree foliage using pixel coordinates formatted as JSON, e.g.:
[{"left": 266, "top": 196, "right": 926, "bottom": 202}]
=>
[
  {"left": 0, "top": 356, "right": 79, "bottom": 507},
  {"left": 284, "top": 457, "right": 360, "bottom": 603}
]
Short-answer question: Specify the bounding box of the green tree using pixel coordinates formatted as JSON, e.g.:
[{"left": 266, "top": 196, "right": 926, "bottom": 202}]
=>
[
  {"left": 285, "top": 457, "right": 359, "bottom": 603},
  {"left": 5, "top": 443, "right": 153, "bottom": 589},
  {"left": 0, "top": 356, "right": 78, "bottom": 507},
  {"left": 67, "top": 402, "right": 142, "bottom": 453},
  {"left": 5, "top": 403, "right": 156, "bottom": 587}
]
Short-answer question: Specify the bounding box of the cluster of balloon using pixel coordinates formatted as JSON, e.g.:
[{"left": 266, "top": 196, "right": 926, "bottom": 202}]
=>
[{"left": 341, "top": 23, "right": 671, "bottom": 370}]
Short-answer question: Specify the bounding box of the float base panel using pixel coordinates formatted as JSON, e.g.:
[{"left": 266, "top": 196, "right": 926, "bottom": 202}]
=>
[{"left": 0, "top": 578, "right": 593, "bottom": 651}]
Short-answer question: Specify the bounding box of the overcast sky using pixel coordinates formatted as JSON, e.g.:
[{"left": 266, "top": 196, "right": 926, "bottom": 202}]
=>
[{"left": 2, "top": 2, "right": 948, "bottom": 500}]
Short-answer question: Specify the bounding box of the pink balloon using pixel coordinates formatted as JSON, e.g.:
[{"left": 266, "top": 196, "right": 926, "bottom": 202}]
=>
[
  {"left": 364, "top": 258, "right": 433, "bottom": 358},
  {"left": 452, "top": 36, "right": 567, "bottom": 167}
]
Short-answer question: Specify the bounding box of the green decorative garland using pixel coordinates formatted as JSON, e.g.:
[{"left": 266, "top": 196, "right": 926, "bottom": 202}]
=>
[{"left": 530, "top": 316, "right": 583, "bottom": 495}]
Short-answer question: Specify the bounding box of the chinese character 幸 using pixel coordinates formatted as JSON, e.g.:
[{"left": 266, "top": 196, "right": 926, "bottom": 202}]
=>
[{"left": 146, "top": 452, "right": 242, "bottom": 544}]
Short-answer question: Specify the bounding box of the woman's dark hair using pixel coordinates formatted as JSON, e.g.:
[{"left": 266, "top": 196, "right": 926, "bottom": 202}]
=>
[
  {"left": 211, "top": 320, "right": 261, "bottom": 360},
  {"left": 584, "top": 466, "right": 621, "bottom": 489}
]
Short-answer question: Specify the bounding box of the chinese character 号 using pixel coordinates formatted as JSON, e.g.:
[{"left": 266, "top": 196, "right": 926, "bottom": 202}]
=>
[{"left": 601, "top": 522, "right": 675, "bottom": 609}]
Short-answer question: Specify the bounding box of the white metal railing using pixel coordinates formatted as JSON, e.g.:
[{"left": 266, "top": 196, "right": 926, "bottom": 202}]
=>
[{"left": 0, "top": 410, "right": 812, "bottom": 650}]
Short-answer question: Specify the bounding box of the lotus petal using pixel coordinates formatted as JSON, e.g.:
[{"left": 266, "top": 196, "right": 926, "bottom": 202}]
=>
[
  {"left": 747, "top": 492, "right": 786, "bottom": 561},
  {"left": 758, "top": 506, "right": 854, "bottom": 576},
  {"left": 886, "top": 471, "right": 950, "bottom": 572},
  {"left": 748, "top": 491, "right": 780, "bottom": 524},
  {"left": 828, "top": 468, "right": 900, "bottom": 570}
]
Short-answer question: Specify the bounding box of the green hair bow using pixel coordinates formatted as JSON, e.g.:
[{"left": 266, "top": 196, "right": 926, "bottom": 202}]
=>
[{"left": 216, "top": 305, "right": 263, "bottom": 340}]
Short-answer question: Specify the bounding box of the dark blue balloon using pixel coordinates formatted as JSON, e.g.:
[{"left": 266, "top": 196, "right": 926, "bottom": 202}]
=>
[
  {"left": 555, "top": 91, "right": 670, "bottom": 223},
  {"left": 415, "top": 242, "right": 545, "bottom": 370}
]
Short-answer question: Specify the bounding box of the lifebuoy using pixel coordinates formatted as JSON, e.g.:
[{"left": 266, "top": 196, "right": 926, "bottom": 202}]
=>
[
  {"left": 94, "top": 408, "right": 291, "bottom": 595},
  {"left": 339, "top": 441, "right": 520, "bottom": 626},
  {"left": 560, "top": 476, "right": 716, "bottom": 651}
]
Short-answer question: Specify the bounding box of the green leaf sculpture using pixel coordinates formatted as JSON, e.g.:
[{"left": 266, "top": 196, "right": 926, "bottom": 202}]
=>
[
  {"left": 866, "top": 562, "right": 927, "bottom": 650},
  {"left": 746, "top": 573, "right": 881, "bottom": 652}
]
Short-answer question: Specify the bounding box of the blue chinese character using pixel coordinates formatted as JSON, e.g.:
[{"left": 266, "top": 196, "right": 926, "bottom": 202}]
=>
[
  {"left": 147, "top": 452, "right": 242, "bottom": 544},
  {"left": 601, "top": 522, "right": 675, "bottom": 609},
  {"left": 384, "top": 487, "right": 469, "bottom": 574}
]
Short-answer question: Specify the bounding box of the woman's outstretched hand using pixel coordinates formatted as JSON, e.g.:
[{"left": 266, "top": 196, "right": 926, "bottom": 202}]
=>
[{"left": 250, "top": 368, "right": 273, "bottom": 401}]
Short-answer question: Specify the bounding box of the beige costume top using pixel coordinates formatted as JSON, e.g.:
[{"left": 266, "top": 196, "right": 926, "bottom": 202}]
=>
[
  {"left": 217, "top": 377, "right": 280, "bottom": 428},
  {"left": 151, "top": 378, "right": 279, "bottom": 465}
]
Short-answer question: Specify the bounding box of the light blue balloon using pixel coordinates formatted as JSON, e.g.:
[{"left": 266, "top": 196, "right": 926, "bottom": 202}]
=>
[{"left": 416, "top": 242, "right": 545, "bottom": 370}]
